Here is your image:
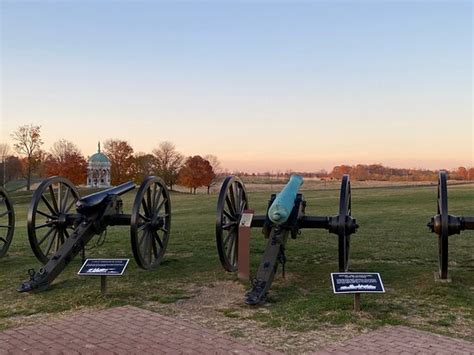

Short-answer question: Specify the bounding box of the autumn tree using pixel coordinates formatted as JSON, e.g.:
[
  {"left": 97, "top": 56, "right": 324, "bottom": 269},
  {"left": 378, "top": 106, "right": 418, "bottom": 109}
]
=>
[
  {"left": 178, "top": 156, "right": 215, "bottom": 194},
  {"left": 103, "top": 139, "right": 135, "bottom": 185},
  {"left": 133, "top": 153, "right": 156, "bottom": 183},
  {"left": 330, "top": 165, "right": 352, "bottom": 179},
  {"left": 11, "top": 124, "right": 44, "bottom": 190},
  {"left": 43, "top": 139, "right": 87, "bottom": 185},
  {"left": 204, "top": 154, "right": 222, "bottom": 194},
  {"left": 0, "top": 144, "right": 11, "bottom": 186},
  {"left": 4, "top": 156, "right": 22, "bottom": 182},
  {"left": 152, "top": 141, "right": 183, "bottom": 190}
]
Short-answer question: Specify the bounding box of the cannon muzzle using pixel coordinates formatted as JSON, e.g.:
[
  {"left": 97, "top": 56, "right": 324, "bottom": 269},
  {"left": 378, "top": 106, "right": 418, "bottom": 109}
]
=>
[{"left": 268, "top": 175, "right": 304, "bottom": 225}]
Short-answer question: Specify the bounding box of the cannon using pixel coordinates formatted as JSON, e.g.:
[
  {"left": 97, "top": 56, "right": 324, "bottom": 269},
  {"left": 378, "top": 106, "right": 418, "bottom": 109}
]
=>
[
  {"left": 216, "top": 174, "right": 358, "bottom": 305},
  {"left": 17, "top": 175, "right": 171, "bottom": 292},
  {"left": 427, "top": 171, "right": 474, "bottom": 280},
  {"left": 0, "top": 187, "right": 15, "bottom": 258}
]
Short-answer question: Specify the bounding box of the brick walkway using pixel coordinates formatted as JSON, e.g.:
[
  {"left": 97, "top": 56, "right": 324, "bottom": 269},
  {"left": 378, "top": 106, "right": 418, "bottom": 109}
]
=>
[
  {"left": 0, "top": 306, "right": 473, "bottom": 354},
  {"left": 315, "top": 326, "right": 474, "bottom": 355},
  {"left": 0, "top": 306, "right": 278, "bottom": 354}
]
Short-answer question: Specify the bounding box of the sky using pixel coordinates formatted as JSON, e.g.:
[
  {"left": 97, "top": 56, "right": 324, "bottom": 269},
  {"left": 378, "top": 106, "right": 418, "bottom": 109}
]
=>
[{"left": 1, "top": 0, "right": 472, "bottom": 173}]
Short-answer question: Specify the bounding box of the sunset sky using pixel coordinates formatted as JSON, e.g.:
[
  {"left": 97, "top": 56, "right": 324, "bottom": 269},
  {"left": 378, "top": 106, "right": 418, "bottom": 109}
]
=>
[{"left": 1, "top": 1, "right": 472, "bottom": 172}]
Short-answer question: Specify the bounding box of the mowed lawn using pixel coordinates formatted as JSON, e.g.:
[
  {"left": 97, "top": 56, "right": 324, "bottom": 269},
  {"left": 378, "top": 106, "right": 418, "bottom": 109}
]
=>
[{"left": 1, "top": 183, "right": 473, "bottom": 340}]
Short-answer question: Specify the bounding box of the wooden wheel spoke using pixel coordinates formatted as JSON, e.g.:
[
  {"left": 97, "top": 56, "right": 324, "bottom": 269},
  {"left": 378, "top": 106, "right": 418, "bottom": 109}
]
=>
[
  {"left": 151, "top": 184, "right": 157, "bottom": 209},
  {"left": 60, "top": 186, "right": 71, "bottom": 212},
  {"left": 234, "top": 186, "right": 241, "bottom": 213},
  {"left": 0, "top": 224, "right": 11, "bottom": 228},
  {"left": 139, "top": 213, "right": 150, "bottom": 222},
  {"left": 154, "top": 198, "right": 167, "bottom": 218},
  {"left": 153, "top": 186, "right": 163, "bottom": 211},
  {"left": 225, "top": 195, "right": 236, "bottom": 216},
  {"left": 36, "top": 210, "right": 54, "bottom": 219},
  {"left": 146, "top": 188, "right": 152, "bottom": 215},
  {"left": 139, "top": 230, "right": 149, "bottom": 250},
  {"left": 153, "top": 231, "right": 164, "bottom": 249},
  {"left": 49, "top": 185, "right": 60, "bottom": 213},
  {"left": 35, "top": 222, "right": 53, "bottom": 230},
  {"left": 141, "top": 199, "right": 151, "bottom": 218},
  {"left": 41, "top": 195, "right": 57, "bottom": 215},
  {"left": 0, "top": 237, "right": 7, "bottom": 244},
  {"left": 64, "top": 199, "right": 77, "bottom": 213},
  {"left": 223, "top": 209, "right": 236, "bottom": 221},
  {"left": 44, "top": 230, "right": 58, "bottom": 256},
  {"left": 64, "top": 229, "right": 70, "bottom": 239},
  {"left": 37, "top": 227, "right": 56, "bottom": 246},
  {"left": 226, "top": 234, "right": 235, "bottom": 259},
  {"left": 222, "top": 221, "right": 236, "bottom": 230},
  {"left": 223, "top": 231, "right": 233, "bottom": 247},
  {"left": 151, "top": 235, "right": 158, "bottom": 258},
  {"left": 226, "top": 232, "right": 236, "bottom": 251}
]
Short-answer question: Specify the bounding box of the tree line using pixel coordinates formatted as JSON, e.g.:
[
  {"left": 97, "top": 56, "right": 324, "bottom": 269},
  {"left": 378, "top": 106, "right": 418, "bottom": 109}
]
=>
[
  {"left": 1, "top": 124, "right": 472, "bottom": 191},
  {"left": 1, "top": 124, "right": 221, "bottom": 193}
]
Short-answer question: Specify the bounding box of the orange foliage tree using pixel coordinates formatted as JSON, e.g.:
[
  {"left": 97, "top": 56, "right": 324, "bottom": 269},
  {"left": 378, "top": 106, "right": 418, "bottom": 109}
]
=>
[
  {"left": 44, "top": 139, "right": 87, "bottom": 185},
  {"left": 103, "top": 139, "right": 134, "bottom": 185},
  {"left": 178, "top": 156, "right": 215, "bottom": 194},
  {"left": 132, "top": 153, "right": 156, "bottom": 183}
]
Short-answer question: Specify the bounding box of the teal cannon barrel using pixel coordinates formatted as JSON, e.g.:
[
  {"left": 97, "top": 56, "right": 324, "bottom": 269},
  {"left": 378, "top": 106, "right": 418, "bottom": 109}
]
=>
[{"left": 268, "top": 175, "right": 304, "bottom": 225}]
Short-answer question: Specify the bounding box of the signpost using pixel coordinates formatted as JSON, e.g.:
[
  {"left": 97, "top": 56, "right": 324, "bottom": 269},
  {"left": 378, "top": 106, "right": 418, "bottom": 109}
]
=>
[
  {"left": 78, "top": 259, "right": 129, "bottom": 295},
  {"left": 331, "top": 272, "right": 385, "bottom": 311},
  {"left": 237, "top": 210, "right": 254, "bottom": 281}
]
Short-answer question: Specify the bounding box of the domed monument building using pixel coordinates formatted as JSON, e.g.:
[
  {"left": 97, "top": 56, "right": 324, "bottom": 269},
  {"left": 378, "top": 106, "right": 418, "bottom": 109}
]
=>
[{"left": 87, "top": 143, "right": 111, "bottom": 187}]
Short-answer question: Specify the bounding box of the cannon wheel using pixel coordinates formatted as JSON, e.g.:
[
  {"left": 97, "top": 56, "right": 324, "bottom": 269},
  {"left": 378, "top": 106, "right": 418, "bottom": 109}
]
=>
[
  {"left": 437, "top": 171, "right": 449, "bottom": 279},
  {"left": 28, "top": 177, "right": 80, "bottom": 264},
  {"left": 131, "top": 176, "right": 171, "bottom": 270},
  {"left": 0, "top": 187, "right": 15, "bottom": 258},
  {"left": 337, "top": 175, "right": 352, "bottom": 272},
  {"left": 216, "top": 176, "right": 248, "bottom": 272}
]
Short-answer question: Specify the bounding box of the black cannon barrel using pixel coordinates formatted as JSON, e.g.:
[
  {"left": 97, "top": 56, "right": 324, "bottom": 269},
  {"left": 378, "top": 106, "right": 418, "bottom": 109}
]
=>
[{"left": 76, "top": 181, "right": 136, "bottom": 211}]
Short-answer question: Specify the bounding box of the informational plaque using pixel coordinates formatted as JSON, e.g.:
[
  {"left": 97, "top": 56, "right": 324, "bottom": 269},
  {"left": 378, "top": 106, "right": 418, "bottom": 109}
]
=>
[
  {"left": 239, "top": 213, "right": 254, "bottom": 227},
  {"left": 78, "top": 259, "right": 129, "bottom": 276},
  {"left": 331, "top": 272, "right": 385, "bottom": 294}
]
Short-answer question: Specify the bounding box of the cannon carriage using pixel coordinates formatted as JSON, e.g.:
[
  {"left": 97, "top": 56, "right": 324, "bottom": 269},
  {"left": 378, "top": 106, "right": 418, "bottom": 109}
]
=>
[
  {"left": 18, "top": 175, "right": 171, "bottom": 292},
  {"left": 0, "top": 187, "right": 15, "bottom": 258},
  {"left": 216, "top": 174, "right": 358, "bottom": 305},
  {"left": 427, "top": 171, "right": 474, "bottom": 280}
]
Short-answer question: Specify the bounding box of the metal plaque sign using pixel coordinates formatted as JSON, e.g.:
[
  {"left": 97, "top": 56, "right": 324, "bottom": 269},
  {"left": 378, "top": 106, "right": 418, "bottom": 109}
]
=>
[
  {"left": 239, "top": 213, "right": 254, "bottom": 227},
  {"left": 78, "top": 259, "right": 129, "bottom": 276},
  {"left": 331, "top": 272, "right": 385, "bottom": 294}
]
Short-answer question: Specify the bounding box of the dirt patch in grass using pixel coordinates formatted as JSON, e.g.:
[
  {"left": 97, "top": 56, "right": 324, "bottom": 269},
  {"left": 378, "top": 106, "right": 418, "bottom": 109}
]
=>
[{"left": 143, "top": 281, "right": 363, "bottom": 353}]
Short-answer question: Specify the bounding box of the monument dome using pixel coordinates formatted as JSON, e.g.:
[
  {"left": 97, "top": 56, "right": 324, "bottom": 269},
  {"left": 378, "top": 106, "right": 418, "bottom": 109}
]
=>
[{"left": 87, "top": 142, "right": 111, "bottom": 187}]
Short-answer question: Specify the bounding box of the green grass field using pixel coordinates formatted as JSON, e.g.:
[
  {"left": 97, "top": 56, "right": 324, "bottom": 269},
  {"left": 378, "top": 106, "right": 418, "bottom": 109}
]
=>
[{"left": 1, "top": 183, "right": 473, "bottom": 344}]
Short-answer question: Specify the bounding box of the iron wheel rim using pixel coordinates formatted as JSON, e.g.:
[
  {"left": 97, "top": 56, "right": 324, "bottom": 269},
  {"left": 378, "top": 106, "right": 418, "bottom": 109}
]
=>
[
  {"left": 338, "top": 175, "right": 351, "bottom": 272},
  {"left": 0, "top": 187, "right": 15, "bottom": 258},
  {"left": 131, "top": 176, "right": 171, "bottom": 270},
  {"left": 27, "top": 176, "right": 79, "bottom": 264},
  {"left": 216, "top": 176, "right": 248, "bottom": 272},
  {"left": 437, "top": 171, "right": 449, "bottom": 279}
]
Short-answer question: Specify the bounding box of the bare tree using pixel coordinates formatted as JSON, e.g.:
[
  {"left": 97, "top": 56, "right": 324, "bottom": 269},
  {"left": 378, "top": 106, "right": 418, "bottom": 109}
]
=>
[
  {"left": 204, "top": 154, "right": 223, "bottom": 194},
  {"left": 152, "top": 141, "right": 183, "bottom": 190},
  {"left": 50, "top": 139, "right": 82, "bottom": 163},
  {"left": 11, "top": 124, "right": 43, "bottom": 190}
]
